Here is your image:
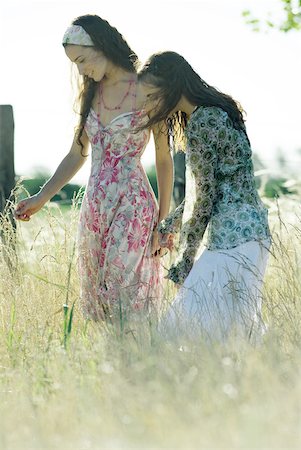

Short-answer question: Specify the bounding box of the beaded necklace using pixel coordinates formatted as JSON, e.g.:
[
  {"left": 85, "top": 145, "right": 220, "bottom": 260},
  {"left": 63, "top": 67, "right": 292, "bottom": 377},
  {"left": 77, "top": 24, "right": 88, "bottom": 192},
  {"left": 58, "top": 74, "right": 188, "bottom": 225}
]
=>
[
  {"left": 94, "top": 78, "right": 137, "bottom": 131},
  {"left": 99, "top": 78, "right": 135, "bottom": 111}
]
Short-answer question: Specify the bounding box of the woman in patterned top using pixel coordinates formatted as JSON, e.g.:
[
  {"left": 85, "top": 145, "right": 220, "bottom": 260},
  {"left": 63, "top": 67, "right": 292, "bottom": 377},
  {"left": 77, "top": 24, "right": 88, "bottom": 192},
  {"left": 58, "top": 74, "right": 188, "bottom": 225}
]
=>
[{"left": 138, "top": 51, "right": 271, "bottom": 343}]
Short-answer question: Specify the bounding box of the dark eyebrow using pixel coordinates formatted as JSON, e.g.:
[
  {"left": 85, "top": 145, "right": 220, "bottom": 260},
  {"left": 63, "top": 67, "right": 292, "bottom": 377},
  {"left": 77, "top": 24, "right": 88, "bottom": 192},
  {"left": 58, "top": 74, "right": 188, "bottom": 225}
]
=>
[{"left": 74, "top": 56, "right": 83, "bottom": 63}]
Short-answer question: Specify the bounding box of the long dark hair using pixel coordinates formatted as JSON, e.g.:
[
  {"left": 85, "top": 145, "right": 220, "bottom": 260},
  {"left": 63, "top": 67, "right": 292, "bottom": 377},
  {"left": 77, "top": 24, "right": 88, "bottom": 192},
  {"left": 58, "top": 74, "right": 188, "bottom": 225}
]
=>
[
  {"left": 138, "top": 51, "right": 247, "bottom": 147},
  {"left": 63, "top": 15, "right": 140, "bottom": 149}
]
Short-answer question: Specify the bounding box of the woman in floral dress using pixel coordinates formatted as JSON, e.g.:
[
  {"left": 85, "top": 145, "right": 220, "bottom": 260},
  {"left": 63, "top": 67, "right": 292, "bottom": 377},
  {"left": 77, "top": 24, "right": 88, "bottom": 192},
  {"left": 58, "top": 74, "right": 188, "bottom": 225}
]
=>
[
  {"left": 15, "top": 16, "right": 173, "bottom": 321},
  {"left": 138, "top": 51, "right": 271, "bottom": 342}
]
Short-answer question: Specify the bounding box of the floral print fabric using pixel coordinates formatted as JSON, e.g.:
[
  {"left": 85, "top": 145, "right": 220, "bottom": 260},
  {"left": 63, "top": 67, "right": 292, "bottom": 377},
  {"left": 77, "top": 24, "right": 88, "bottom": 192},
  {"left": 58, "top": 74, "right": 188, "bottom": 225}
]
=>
[
  {"left": 158, "top": 106, "right": 270, "bottom": 285},
  {"left": 79, "top": 109, "right": 161, "bottom": 319}
]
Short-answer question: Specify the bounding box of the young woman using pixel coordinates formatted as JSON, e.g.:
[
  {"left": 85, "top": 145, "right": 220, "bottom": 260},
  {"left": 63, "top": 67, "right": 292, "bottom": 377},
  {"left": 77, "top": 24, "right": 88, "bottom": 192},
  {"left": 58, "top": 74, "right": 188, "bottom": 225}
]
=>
[
  {"left": 138, "top": 51, "right": 271, "bottom": 343},
  {"left": 15, "top": 16, "right": 173, "bottom": 321}
]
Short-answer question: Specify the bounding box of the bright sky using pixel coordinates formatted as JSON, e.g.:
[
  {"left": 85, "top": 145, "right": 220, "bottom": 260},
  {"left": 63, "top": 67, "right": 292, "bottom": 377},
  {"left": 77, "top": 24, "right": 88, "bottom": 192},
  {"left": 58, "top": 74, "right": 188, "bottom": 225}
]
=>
[{"left": 1, "top": 0, "right": 300, "bottom": 184}]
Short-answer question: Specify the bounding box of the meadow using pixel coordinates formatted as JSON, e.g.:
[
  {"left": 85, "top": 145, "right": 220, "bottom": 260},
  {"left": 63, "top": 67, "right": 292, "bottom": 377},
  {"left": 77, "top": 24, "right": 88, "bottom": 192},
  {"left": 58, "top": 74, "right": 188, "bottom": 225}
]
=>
[{"left": 0, "top": 191, "right": 301, "bottom": 450}]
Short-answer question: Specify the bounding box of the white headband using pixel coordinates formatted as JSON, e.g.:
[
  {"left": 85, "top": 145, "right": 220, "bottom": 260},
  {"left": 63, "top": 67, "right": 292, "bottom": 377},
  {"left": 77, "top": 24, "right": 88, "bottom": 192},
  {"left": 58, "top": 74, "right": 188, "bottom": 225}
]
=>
[{"left": 62, "top": 24, "right": 94, "bottom": 46}]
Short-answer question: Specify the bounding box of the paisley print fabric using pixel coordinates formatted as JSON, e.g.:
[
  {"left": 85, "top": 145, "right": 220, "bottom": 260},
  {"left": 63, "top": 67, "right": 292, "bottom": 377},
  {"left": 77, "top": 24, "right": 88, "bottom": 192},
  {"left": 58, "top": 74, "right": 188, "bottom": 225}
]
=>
[
  {"left": 158, "top": 106, "right": 270, "bottom": 285},
  {"left": 78, "top": 107, "right": 162, "bottom": 320}
]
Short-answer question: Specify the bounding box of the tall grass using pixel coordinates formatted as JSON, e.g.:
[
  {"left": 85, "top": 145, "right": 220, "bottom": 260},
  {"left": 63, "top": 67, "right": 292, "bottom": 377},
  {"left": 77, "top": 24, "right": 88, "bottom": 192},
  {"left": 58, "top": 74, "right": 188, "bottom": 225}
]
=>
[{"left": 0, "top": 193, "right": 301, "bottom": 450}]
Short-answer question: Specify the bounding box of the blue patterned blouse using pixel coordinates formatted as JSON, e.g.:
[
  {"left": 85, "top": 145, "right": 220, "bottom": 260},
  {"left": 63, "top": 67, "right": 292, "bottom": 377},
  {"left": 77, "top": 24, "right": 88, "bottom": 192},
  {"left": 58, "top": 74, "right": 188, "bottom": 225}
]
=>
[{"left": 158, "top": 106, "right": 271, "bottom": 284}]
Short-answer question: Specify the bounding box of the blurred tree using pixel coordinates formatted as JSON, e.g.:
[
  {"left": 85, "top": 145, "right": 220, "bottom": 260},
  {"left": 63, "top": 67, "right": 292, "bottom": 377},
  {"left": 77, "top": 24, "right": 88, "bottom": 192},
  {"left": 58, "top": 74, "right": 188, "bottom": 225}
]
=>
[
  {"left": 145, "top": 154, "right": 185, "bottom": 208},
  {"left": 243, "top": 0, "right": 301, "bottom": 32},
  {"left": 18, "top": 167, "right": 160, "bottom": 205},
  {"left": 172, "top": 150, "right": 186, "bottom": 207},
  {"left": 252, "top": 152, "right": 266, "bottom": 172},
  {"left": 18, "top": 154, "right": 298, "bottom": 215},
  {"left": 18, "top": 173, "right": 82, "bottom": 205},
  {"left": 263, "top": 176, "right": 298, "bottom": 197}
]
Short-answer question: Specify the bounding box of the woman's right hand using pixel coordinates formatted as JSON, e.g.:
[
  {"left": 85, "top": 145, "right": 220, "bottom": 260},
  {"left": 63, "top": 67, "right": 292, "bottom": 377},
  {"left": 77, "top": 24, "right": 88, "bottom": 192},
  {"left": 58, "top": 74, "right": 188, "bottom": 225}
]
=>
[{"left": 15, "top": 194, "right": 46, "bottom": 221}]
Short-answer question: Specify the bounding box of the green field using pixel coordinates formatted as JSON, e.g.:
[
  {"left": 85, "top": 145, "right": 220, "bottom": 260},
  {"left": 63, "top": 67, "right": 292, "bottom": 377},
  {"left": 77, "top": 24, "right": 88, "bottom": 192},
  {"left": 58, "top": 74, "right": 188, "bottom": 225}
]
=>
[{"left": 1, "top": 196, "right": 301, "bottom": 450}]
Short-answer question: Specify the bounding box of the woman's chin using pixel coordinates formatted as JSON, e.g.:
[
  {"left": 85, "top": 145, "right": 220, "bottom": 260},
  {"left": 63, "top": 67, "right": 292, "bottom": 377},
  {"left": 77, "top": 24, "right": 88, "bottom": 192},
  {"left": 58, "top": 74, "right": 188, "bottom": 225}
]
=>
[{"left": 93, "top": 75, "right": 104, "bottom": 82}]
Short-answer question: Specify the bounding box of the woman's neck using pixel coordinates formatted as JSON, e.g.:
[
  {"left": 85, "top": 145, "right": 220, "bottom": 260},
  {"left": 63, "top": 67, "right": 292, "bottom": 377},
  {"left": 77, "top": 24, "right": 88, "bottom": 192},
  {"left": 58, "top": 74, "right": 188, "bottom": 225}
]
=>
[
  {"left": 102, "top": 65, "right": 136, "bottom": 87},
  {"left": 177, "top": 96, "right": 197, "bottom": 116}
]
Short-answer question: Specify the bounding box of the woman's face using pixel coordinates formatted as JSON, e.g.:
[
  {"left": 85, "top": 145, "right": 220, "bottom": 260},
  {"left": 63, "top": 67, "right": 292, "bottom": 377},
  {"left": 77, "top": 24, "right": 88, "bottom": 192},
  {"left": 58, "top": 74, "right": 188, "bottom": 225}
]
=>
[
  {"left": 65, "top": 45, "right": 108, "bottom": 81},
  {"left": 139, "top": 77, "right": 180, "bottom": 117},
  {"left": 138, "top": 78, "right": 160, "bottom": 112}
]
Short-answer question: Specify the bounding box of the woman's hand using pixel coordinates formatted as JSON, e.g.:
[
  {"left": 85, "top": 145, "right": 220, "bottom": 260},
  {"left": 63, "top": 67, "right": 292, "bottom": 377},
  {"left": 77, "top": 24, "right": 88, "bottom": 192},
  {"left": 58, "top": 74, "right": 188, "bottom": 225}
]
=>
[
  {"left": 158, "top": 232, "right": 175, "bottom": 251},
  {"left": 15, "top": 194, "right": 46, "bottom": 221},
  {"left": 150, "top": 229, "right": 169, "bottom": 257},
  {"left": 150, "top": 229, "right": 160, "bottom": 256},
  {"left": 162, "top": 266, "right": 181, "bottom": 289}
]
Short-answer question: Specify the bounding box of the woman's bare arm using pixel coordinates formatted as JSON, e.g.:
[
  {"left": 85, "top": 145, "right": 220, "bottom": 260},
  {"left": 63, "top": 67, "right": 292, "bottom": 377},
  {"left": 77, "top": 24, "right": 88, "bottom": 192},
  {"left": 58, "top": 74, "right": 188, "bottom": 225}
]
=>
[
  {"left": 15, "top": 131, "right": 89, "bottom": 220},
  {"left": 153, "top": 121, "right": 174, "bottom": 223},
  {"left": 36, "top": 131, "right": 89, "bottom": 203},
  {"left": 149, "top": 121, "right": 174, "bottom": 255}
]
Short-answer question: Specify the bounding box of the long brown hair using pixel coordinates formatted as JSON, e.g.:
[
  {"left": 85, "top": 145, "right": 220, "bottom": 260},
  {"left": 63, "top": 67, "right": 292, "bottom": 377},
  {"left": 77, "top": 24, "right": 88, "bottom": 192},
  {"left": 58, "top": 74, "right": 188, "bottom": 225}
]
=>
[
  {"left": 138, "top": 51, "right": 247, "bottom": 148},
  {"left": 63, "top": 15, "right": 140, "bottom": 149}
]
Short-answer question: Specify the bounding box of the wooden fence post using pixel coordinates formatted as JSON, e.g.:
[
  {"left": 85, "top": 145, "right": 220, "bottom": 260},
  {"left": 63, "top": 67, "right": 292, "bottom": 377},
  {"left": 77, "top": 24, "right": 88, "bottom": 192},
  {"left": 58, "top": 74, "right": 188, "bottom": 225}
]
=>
[
  {"left": 0, "top": 105, "right": 15, "bottom": 214},
  {"left": 0, "top": 105, "right": 17, "bottom": 273}
]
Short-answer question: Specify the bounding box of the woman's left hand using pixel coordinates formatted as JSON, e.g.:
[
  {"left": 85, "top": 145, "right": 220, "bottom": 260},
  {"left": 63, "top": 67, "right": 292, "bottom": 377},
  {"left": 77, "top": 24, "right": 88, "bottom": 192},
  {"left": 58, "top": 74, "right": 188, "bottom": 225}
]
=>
[
  {"left": 162, "top": 269, "right": 181, "bottom": 288},
  {"left": 150, "top": 229, "right": 168, "bottom": 257}
]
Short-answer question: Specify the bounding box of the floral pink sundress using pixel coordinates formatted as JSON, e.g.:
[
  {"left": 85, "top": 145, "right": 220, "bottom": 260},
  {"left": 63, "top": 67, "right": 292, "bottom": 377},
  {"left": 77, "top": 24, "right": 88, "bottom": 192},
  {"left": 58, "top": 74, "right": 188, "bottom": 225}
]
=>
[{"left": 78, "top": 88, "right": 161, "bottom": 320}]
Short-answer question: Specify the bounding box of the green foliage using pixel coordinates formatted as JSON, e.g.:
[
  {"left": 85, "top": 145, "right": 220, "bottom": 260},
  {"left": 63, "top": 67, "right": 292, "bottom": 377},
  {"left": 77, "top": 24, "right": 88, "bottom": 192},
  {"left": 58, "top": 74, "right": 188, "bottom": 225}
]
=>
[
  {"left": 17, "top": 151, "right": 299, "bottom": 212},
  {"left": 243, "top": 0, "right": 301, "bottom": 32},
  {"left": 19, "top": 175, "right": 82, "bottom": 205},
  {"left": 63, "top": 302, "right": 75, "bottom": 349},
  {"left": 146, "top": 153, "right": 186, "bottom": 207},
  {"left": 18, "top": 168, "right": 159, "bottom": 205},
  {"left": 145, "top": 165, "right": 158, "bottom": 198},
  {"left": 147, "top": 154, "right": 299, "bottom": 203},
  {"left": 262, "top": 176, "right": 298, "bottom": 197}
]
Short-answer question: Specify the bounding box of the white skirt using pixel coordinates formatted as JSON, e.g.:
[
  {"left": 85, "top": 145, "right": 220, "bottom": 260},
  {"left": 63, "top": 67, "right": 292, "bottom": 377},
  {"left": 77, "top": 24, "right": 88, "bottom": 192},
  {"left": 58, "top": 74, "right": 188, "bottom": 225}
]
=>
[{"left": 159, "top": 239, "right": 271, "bottom": 344}]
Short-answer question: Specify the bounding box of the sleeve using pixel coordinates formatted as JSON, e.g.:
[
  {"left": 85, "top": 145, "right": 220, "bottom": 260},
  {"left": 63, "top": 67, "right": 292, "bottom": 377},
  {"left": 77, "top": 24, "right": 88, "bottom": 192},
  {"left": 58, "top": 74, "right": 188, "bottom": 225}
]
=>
[
  {"left": 167, "top": 109, "right": 218, "bottom": 285},
  {"left": 157, "top": 200, "right": 185, "bottom": 235}
]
